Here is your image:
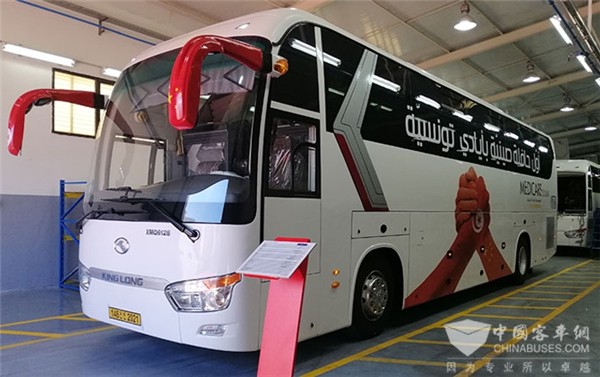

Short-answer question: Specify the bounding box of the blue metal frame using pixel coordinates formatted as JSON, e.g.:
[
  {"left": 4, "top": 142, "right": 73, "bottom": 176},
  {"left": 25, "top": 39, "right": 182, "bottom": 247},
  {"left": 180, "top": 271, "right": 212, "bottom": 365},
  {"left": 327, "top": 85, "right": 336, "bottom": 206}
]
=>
[{"left": 59, "top": 180, "right": 87, "bottom": 290}]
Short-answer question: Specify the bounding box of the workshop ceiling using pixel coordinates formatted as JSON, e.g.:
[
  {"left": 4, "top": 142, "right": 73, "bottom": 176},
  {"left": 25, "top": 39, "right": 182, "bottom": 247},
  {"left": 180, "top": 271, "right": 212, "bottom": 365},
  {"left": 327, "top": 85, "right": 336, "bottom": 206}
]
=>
[{"left": 41, "top": 0, "right": 600, "bottom": 160}]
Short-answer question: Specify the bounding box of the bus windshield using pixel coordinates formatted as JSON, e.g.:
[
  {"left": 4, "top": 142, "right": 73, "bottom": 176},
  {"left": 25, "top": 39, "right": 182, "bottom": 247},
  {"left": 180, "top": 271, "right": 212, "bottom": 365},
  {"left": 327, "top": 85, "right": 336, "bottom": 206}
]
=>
[
  {"left": 86, "top": 39, "right": 266, "bottom": 225},
  {"left": 558, "top": 175, "right": 586, "bottom": 213}
]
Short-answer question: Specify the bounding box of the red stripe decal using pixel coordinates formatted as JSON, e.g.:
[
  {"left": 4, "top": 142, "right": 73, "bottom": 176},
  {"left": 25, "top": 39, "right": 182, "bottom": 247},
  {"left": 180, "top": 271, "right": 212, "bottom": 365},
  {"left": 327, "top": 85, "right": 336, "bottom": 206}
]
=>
[{"left": 335, "top": 133, "right": 387, "bottom": 212}]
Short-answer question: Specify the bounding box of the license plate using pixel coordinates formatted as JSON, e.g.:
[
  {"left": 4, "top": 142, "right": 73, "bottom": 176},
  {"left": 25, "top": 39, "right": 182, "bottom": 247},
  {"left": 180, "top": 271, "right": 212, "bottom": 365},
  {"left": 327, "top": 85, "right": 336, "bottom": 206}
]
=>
[{"left": 108, "top": 307, "right": 142, "bottom": 326}]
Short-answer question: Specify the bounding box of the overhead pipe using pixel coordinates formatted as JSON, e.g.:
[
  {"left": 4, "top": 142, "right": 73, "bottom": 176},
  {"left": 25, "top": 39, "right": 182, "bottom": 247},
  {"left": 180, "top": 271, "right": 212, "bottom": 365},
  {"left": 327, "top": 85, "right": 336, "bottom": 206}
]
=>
[
  {"left": 16, "top": 0, "right": 156, "bottom": 46},
  {"left": 561, "top": 0, "right": 600, "bottom": 72},
  {"left": 548, "top": 0, "right": 600, "bottom": 75}
]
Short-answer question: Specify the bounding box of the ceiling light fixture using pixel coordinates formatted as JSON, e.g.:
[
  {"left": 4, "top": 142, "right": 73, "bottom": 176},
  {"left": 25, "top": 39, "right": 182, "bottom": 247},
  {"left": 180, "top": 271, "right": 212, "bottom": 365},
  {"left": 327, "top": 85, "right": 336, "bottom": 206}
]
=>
[
  {"left": 452, "top": 110, "right": 473, "bottom": 122},
  {"left": 372, "top": 75, "right": 401, "bottom": 92},
  {"left": 416, "top": 95, "right": 441, "bottom": 109},
  {"left": 560, "top": 97, "right": 574, "bottom": 112},
  {"left": 484, "top": 123, "right": 501, "bottom": 132},
  {"left": 290, "top": 39, "right": 341, "bottom": 66},
  {"left": 2, "top": 43, "right": 75, "bottom": 67},
  {"left": 522, "top": 60, "right": 541, "bottom": 83},
  {"left": 549, "top": 15, "right": 573, "bottom": 45},
  {"left": 102, "top": 67, "right": 121, "bottom": 78},
  {"left": 596, "top": 77, "right": 600, "bottom": 88},
  {"left": 584, "top": 126, "right": 597, "bottom": 131},
  {"left": 576, "top": 53, "right": 593, "bottom": 73},
  {"left": 454, "top": 1, "right": 477, "bottom": 31}
]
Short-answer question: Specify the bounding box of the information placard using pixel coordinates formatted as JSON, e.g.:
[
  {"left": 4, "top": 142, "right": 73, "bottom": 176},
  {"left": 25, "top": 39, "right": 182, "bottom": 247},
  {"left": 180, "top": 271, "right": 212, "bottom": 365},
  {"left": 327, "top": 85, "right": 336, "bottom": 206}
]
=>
[{"left": 237, "top": 240, "right": 316, "bottom": 279}]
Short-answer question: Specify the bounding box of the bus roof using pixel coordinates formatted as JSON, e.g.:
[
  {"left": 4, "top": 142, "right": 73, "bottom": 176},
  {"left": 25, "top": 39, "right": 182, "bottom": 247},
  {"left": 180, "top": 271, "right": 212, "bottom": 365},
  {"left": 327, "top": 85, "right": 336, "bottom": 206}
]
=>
[
  {"left": 126, "top": 8, "right": 551, "bottom": 144},
  {"left": 127, "top": 8, "right": 320, "bottom": 68},
  {"left": 556, "top": 159, "right": 600, "bottom": 173}
]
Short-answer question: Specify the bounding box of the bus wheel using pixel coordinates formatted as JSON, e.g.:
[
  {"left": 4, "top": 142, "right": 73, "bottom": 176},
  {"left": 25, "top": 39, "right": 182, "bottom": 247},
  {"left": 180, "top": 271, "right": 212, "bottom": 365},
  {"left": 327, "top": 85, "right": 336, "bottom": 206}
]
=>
[
  {"left": 351, "top": 257, "right": 394, "bottom": 338},
  {"left": 511, "top": 239, "right": 530, "bottom": 285}
]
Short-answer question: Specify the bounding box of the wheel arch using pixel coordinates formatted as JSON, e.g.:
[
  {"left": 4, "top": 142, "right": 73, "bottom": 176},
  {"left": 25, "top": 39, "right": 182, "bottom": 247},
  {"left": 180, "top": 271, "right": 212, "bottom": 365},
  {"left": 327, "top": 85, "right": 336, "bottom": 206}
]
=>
[
  {"left": 351, "top": 245, "right": 405, "bottom": 314},
  {"left": 516, "top": 231, "right": 532, "bottom": 269}
]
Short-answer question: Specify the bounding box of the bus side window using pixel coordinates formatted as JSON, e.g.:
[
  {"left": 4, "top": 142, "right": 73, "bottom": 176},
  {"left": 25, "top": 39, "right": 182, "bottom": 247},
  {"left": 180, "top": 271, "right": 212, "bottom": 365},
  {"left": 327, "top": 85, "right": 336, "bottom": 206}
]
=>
[
  {"left": 269, "top": 135, "right": 292, "bottom": 190},
  {"left": 593, "top": 167, "right": 600, "bottom": 193},
  {"left": 267, "top": 116, "right": 318, "bottom": 195},
  {"left": 270, "top": 24, "right": 319, "bottom": 112}
]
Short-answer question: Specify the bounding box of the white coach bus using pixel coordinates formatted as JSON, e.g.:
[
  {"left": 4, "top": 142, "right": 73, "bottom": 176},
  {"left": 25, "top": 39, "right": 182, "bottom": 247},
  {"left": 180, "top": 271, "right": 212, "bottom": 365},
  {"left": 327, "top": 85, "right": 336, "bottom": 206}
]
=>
[
  {"left": 556, "top": 159, "right": 600, "bottom": 249},
  {"left": 8, "top": 9, "right": 556, "bottom": 351}
]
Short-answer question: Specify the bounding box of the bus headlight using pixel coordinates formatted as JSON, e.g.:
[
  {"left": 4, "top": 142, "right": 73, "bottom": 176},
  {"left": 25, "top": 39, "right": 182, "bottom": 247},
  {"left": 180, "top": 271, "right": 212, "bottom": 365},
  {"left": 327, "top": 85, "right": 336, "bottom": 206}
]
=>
[
  {"left": 79, "top": 264, "right": 92, "bottom": 291},
  {"left": 165, "top": 273, "right": 241, "bottom": 312}
]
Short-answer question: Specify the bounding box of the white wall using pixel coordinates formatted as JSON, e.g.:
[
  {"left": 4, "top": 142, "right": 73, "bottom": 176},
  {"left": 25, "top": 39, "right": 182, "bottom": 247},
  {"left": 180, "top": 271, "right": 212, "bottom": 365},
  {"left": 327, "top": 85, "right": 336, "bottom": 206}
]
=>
[
  {"left": 1, "top": 0, "right": 155, "bottom": 195},
  {"left": 0, "top": 1, "right": 159, "bottom": 291}
]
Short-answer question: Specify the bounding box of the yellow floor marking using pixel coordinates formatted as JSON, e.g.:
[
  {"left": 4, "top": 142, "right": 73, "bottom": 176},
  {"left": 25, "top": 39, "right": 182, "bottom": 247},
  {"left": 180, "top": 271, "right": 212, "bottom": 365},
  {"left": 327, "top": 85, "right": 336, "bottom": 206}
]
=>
[
  {"left": 501, "top": 297, "right": 568, "bottom": 302},
  {"left": 302, "top": 260, "right": 592, "bottom": 377},
  {"left": 486, "top": 304, "right": 558, "bottom": 310},
  {"left": 523, "top": 290, "right": 576, "bottom": 295},
  {"left": 60, "top": 313, "right": 86, "bottom": 318},
  {"left": 434, "top": 325, "right": 517, "bottom": 333},
  {"left": 0, "top": 329, "right": 64, "bottom": 338},
  {"left": 455, "top": 282, "right": 600, "bottom": 376},
  {"left": 0, "top": 325, "right": 115, "bottom": 351},
  {"left": 59, "top": 316, "right": 98, "bottom": 322},
  {"left": 534, "top": 284, "right": 587, "bottom": 289},
  {"left": 360, "top": 356, "right": 467, "bottom": 368},
  {"left": 402, "top": 338, "right": 495, "bottom": 349},
  {"left": 0, "top": 312, "right": 86, "bottom": 328},
  {"left": 466, "top": 314, "right": 542, "bottom": 321},
  {"left": 563, "top": 269, "right": 599, "bottom": 272}
]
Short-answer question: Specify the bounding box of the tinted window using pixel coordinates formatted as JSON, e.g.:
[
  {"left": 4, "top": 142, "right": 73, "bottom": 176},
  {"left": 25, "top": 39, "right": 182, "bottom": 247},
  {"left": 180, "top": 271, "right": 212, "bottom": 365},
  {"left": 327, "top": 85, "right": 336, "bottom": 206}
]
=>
[
  {"left": 558, "top": 176, "right": 586, "bottom": 212},
  {"left": 360, "top": 65, "right": 554, "bottom": 179},
  {"left": 361, "top": 56, "right": 412, "bottom": 143},
  {"left": 321, "top": 28, "right": 364, "bottom": 131},
  {"left": 270, "top": 24, "right": 319, "bottom": 112},
  {"left": 266, "top": 112, "right": 319, "bottom": 197},
  {"left": 592, "top": 166, "right": 600, "bottom": 193}
]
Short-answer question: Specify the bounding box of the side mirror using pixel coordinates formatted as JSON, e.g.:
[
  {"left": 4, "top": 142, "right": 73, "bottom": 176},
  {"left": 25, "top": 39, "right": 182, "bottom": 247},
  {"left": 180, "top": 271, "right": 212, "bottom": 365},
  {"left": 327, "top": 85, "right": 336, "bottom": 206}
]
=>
[
  {"left": 8, "top": 89, "right": 106, "bottom": 156},
  {"left": 168, "top": 35, "right": 265, "bottom": 130}
]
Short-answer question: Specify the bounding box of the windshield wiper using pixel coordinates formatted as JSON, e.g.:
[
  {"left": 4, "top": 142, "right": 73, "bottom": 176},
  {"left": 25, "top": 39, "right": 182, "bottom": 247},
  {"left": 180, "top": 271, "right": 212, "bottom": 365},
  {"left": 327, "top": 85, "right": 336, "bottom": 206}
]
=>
[
  {"left": 102, "top": 197, "right": 200, "bottom": 242},
  {"left": 106, "top": 186, "right": 141, "bottom": 199},
  {"left": 76, "top": 208, "right": 146, "bottom": 229}
]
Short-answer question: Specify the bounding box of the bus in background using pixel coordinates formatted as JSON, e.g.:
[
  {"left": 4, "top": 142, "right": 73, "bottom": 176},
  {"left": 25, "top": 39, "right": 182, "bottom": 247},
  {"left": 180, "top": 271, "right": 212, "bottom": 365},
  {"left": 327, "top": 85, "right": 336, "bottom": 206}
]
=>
[
  {"left": 556, "top": 159, "right": 600, "bottom": 249},
  {"left": 8, "top": 9, "right": 556, "bottom": 352}
]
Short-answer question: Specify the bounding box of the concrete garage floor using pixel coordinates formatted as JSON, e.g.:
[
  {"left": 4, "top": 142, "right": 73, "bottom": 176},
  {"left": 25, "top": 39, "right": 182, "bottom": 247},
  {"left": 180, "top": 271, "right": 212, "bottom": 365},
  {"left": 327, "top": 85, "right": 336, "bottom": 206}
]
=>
[{"left": 1, "top": 255, "right": 598, "bottom": 377}]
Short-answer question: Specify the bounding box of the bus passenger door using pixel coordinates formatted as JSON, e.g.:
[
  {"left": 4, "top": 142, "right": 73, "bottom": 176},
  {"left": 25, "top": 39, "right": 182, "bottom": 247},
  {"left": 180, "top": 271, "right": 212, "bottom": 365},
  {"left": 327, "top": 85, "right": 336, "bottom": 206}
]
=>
[
  {"left": 261, "top": 109, "right": 322, "bottom": 341},
  {"left": 262, "top": 109, "right": 321, "bottom": 276}
]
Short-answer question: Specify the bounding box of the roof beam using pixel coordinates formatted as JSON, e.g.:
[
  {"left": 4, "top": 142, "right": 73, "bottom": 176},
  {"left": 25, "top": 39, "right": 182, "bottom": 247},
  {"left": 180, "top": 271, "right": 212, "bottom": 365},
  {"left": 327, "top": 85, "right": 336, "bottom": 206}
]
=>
[
  {"left": 569, "top": 139, "right": 600, "bottom": 150},
  {"left": 526, "top": 101, "right": 600, "bottom": 124},
  {"left": 293, "top": 0, "right": 332, "bottom": 11},
  {"left": 549, "top": 126, "right": 597, "bottom": 139},
  {"left": 417, "top": 1, "right": 600, "bottom": 70},
  {"left": 44, "top": 0, "right": 171, "bottom": 41},
  {"left": 483, "top": 71, "right": 591, "bottom": 103},
  {"left": 155, "top": 0, "right": 218, "bottom": 24}
]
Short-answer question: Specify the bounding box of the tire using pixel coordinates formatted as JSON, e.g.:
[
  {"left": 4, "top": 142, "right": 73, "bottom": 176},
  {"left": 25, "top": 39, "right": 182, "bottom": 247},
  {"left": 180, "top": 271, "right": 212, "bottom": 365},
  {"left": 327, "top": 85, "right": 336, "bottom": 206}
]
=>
[
  {"left": 350, "top": 256, "right": 395, "bottom": 338},
  {"left": 511, "top": 238, "right": 530, "bottom": 285}
]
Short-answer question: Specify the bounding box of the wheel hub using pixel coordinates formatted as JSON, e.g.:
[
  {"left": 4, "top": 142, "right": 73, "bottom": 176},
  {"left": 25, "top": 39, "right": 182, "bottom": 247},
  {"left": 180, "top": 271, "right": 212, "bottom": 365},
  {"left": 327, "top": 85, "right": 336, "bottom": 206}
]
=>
[{"left": 361, "top": 271, "right": 388, "bottom": 321}]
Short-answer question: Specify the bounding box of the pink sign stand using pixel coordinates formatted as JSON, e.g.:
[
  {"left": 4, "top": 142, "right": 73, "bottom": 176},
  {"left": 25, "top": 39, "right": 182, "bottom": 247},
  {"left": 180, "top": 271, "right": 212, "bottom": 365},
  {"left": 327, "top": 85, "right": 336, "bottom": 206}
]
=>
[{"left": 251, "top": 237, "right": 310, "bottom": 377}]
